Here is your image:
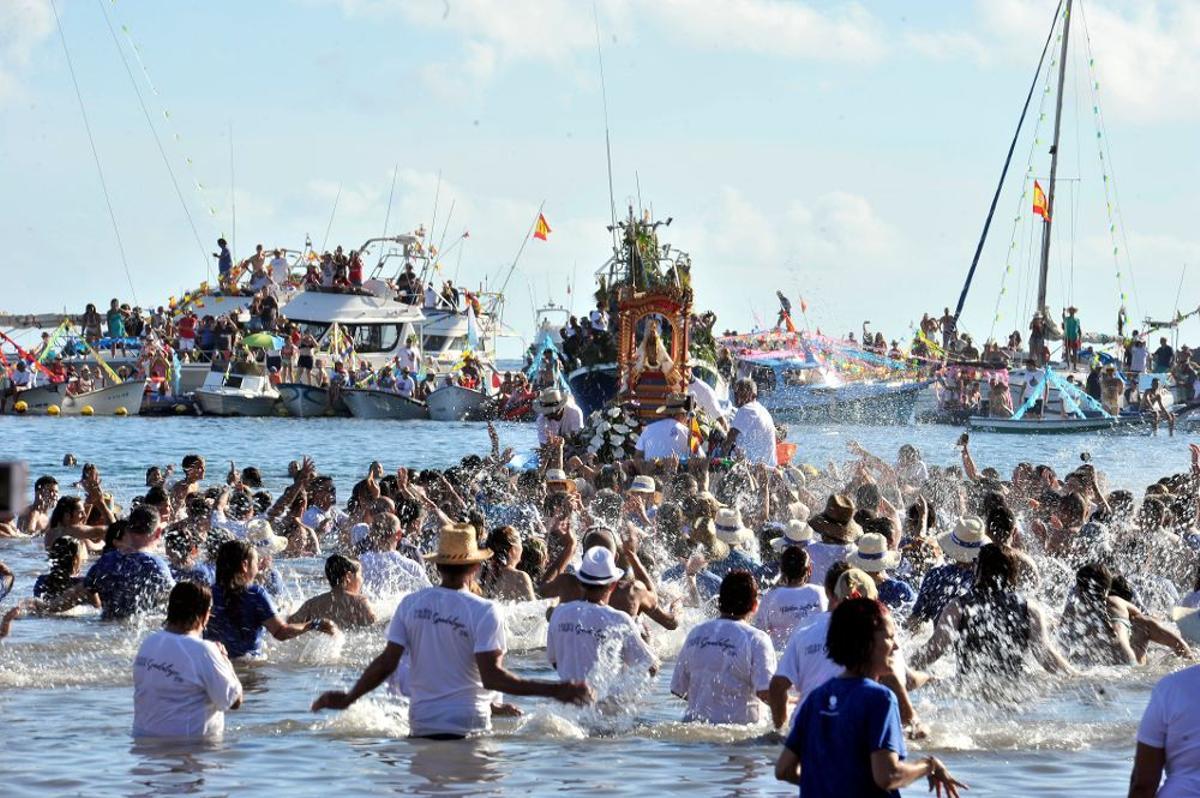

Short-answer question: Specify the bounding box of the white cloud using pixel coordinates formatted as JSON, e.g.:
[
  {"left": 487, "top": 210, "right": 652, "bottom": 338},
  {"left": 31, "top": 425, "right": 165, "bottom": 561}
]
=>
[
  {"left": 904, "top": 30, "right": 989, "bottom": 64},
  {"left": 0, "top": 0, "right": 53, "bottom": 104}
]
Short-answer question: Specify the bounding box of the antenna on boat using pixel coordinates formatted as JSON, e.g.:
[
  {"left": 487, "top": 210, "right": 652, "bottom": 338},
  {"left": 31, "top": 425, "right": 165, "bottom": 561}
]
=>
[
  {"left": 321, "top": 182, "right": 342, "bottom": 252},
  {"left": 381, "top": 163, "right": 399, "bottom": 242},
  {"left": 497, "top": 201, "right": 546, "bottom": 300},
  {"left": 1035, "top": 0, "right": 1074, "bottom": 316},
  {"left": 229, "top": 121, "right": 237, "bottom": 261},
  {"left": 592, "top": 1, "right": 619, "bottom": 255}
]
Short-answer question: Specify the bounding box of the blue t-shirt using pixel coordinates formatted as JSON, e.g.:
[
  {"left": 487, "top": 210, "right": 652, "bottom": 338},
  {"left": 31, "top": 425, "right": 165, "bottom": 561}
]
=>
[
  {"left": 33, "top": 574, "right": 83, "bottom": 600},
  {"left": 876, "top": 578, "right": 916, "bottom": 611},
  {"left": 171, "top": 562, "right": 215, "bottom": 586},
  {"left": 205, "top": 583, "right": 278, "bottom": 658},
  {"left": 910, "top": 564, "right": 974, "bottom": 623},
  {"left": 83, "top": 550, "right": 175, "bottom": 620},
  {"left": 785, "top": 677, "right": 906, "bottom": 798}
]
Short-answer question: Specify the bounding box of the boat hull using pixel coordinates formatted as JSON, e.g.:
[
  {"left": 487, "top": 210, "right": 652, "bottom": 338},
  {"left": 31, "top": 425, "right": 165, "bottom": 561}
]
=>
[
  {"left": 18, "top": 380, "right": 147, "bottom": 416},
  {"left": 967, "top": 415, "right": 1116, "bottom": 434},
  {"left": 762, "top": 382, "right": 925, "bottom": 426},
  {"left": 567, "top": 363, "right": 619, "bottom": 417},
  {"left": 277, "top": 383, "right": 350, "bottom": 417},
  {"left": 426, "top": 385, "right": 487, "bottom": 422},
  {"left": 342, "top": 388, "right": 429, "bottom": 420},
  {"left": 194, "top": 389, "right": 280, "bottom": 417}
]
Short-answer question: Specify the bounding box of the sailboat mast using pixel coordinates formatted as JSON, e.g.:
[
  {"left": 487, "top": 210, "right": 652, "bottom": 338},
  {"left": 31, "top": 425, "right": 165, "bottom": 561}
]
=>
[{"left": 1036, "top": 0, "right": 1073, "bottom": 315}]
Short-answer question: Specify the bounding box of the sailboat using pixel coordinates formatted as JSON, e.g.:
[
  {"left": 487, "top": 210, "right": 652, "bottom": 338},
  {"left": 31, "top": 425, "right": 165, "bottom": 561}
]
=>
[{"left": 955, "top": 0, "right": 1120, "bottom": 434}]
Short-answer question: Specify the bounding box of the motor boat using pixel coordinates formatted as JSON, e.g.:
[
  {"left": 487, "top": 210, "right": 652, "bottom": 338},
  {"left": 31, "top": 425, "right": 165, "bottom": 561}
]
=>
[
  {"left": 341, "top": 387, "right": 429, "bottom": 420},
  {"left": 17, "top": 379, "right": 147, "bottom": 416},
  {"left": 277, "top": 382, "right": 350, "bottom": 417},
  {"left": 194, "top": 364, "right": 280, "bottom": 416},
  {"left": 426, "top": 383, "right": 488, "bottom": 421},
  {"left": 967, "top": 415, "right": 1116, "bottom": 434}
]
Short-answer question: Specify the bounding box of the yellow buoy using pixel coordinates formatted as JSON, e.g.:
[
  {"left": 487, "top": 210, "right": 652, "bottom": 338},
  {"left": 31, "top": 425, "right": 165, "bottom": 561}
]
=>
[
  {"left": 13, "top": 400, "right": 27, "bottom": 414},
  {"left": 47, "top": 405, "right": 61, "bottom": 416},
  {"left": 173, "top": 404, "right": 187, "bottom": 414},
  {"left": 81, "top": 406, "right": 95, "bottom": 416},
  {"left": 114, "top": 406, "right": 128, "bottom": 417}
]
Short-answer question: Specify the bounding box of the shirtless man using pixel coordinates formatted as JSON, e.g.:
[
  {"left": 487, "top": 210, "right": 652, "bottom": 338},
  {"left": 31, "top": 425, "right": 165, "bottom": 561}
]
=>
[
  {"left": 170, "top": 454, "right": 206, "bottom": 508},
  {"left": 17, "top": 476, "right": 58, "bottom": 536},
  {"left": 1141, "top": 378, "right": 1176, "bottom": 436}
]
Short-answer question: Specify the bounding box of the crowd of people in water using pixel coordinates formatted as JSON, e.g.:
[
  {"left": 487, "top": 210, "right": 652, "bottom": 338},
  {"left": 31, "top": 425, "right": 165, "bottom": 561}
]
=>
[{"left": 1, "top": 374, "right": 1199, "bottom": 795}]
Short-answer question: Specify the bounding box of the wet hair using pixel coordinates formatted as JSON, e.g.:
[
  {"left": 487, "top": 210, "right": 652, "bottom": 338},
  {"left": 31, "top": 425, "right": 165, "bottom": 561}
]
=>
[
  {"left": 854, "top": 483, "right": 882, "bottom": 513},
  {"left": 40, "top": 536, "right": 86, "bottom": 597},
  {"left": 518, "top": 537, "right": 548, "bottom": 581},
  {"left": 1109, "top": 573, "right": 1136, "bottom": 604},
  {"left": 215, "top": 539, "right": 255, "bottom": 628},
  {"left": 905, "top": 497, "right": 937, "bottom": 531},
  {"left": 656, "top": 503, "right": 684, "bottom": 538},
  {"left": 187, "top": 496, "right": 211, "bottom": 518},
  {"left": 717, "top": 570, "right": 758, "bottom": 617},
  {"left": 182, "top": 454, "right": 204, "bottom": 470},
  {"left": 542, "top": 491, "right": 572, "bottom": 518},
  {"left": 240, "top": 467, "right": 263, "bottom": 488},
  {"left": 253, "top": 491, "right": 272, "bottom": 515},
  {"left": 164, "top": 528, "right": 197, "bottom": 562},
  {"left": 481, "top": 526, "right": 521, "bottom": 596},
  {"left": 824, "top": 561, "right": 852, "bottom": 597},
  {"left": 395, "top": 497, "right": 421, "bottom": 526},
  {"left": 985, "top": 505, "right": 1016, "bottom": 547},
  {"left": 1059, "top": 493, "right": 1086, "bottom": 526},
  {"left": 974, "top": 543, "right": 1016, "bottom": 595},
  {"left": 852, "top": 508, "right": 876, "bottom": 527},
  {"left": 1138, "top": 497, "right": 1168, "bottom": 532},
  {"left": 48, "top": 496, "right": 84, "bottom": 529},
  {"left": 127, "top": 506, "right": 160, "bottom": 536},
  {"left": 1075, "top": 562, "right": 1113, "bottom": 601},
  {"left": 35, "top": 475, "right": 58, "bottom": 492},
  {"left": 324, "top": 554, "right": 359, "bottom": 588},
  {"left": 103, "top": 519, "right": 129, "bottom": 552},
  {"left": 780, "top": 546, "right": 811, "bottom": 582},
  {"left": 144, "top": 486, "right": 169, "bottom": 508},
  {"left": 825, "top": 597, "right": 889, "bottom": 670},
  {"left": 165, "top": 581, "right": 212, "bottom": 629}
]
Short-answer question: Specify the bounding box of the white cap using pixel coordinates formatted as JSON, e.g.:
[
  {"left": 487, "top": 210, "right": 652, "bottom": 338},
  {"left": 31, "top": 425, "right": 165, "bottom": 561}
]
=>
[{"left": 577, "top": 546, "right": 623, "bottom": 586}]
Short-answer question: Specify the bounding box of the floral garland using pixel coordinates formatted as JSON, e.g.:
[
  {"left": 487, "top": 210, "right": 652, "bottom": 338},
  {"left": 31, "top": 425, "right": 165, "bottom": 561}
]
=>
[{"left": 579, "top": 404, "right": 643, "bottom": 462}]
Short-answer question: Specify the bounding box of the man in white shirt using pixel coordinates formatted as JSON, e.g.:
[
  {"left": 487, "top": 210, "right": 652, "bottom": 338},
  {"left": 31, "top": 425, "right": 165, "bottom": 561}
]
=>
[
  {"left": 312, "top": 522, "right": 591, "bottom": 737},
  {"left": 133, "top": 582, "right": 242, "bottom": 738},
  {"left": 534, "top": 388, "right": 584, "bottom": 446},
  {"left": 424, "top": 285, "right": 440, "bottom": 310},
  {"left": 546, "top": 547, "right": 658, "bottom": 691},
  {"left": 687, "top": 366, "right": 728, "bottom": 426},
  {"left": 723, "top": 378, "right": 777, "bottom": 465},
  {"left": 3, "top": 361, "right": 32, "bottom": 413},
  {"left": 635, "top": 393, "right": 692, "bottom": 462},
  {"left": 589, "top": 303, "right": 609, "bottom": 333},
  {"left": 671, "top": 571, "right": 776, "bottom": 724},
  {"left": 398, "top": 337, "right": 420, "bottom": 373},
  {"left": 269, "top": 249, "right": 289, "bottom": 286},
  {"left": 357, "top": 515, "right": 430, "bottom": 598},
  {"left": 396, "top": 368, "right": 416, "bottom": 398}
]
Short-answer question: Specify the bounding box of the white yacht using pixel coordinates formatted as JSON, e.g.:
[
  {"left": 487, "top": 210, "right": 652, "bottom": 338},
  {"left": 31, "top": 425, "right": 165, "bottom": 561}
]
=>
[{"left": 193, "top": 363, "right": 280, "bottom": 417}]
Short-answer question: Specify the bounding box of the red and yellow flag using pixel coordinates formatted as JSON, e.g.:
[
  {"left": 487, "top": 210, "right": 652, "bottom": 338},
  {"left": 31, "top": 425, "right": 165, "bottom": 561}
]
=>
[
  {"left": 533, "top": 213, "right": 551, "bottom": 241},
  {"left": 1032, "top": 180, "right": 1050, "bottom": 221}
]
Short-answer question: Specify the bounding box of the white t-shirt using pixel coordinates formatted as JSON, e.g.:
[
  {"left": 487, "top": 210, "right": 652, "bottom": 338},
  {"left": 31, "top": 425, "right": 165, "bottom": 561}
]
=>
[
  {"left": 731, "top": 400, "right": 777, "bottom": 465},
  {"left": 535, "top": 403, "right": 585, "bottom": 445},
  {"left": 589, "top": 309, "right": 608, "bottom": 332},
  {"left": 398, "top": 346, "right": 419, "bottom": 373},
  {"left": 670, "top": 617, "right": 776, "bottom": 724},
  {"left": 1137, "top": 664, "right": 1200, "bottom": 798},
  {"left": 424, "top": 286, "right": 439, "bottom": 309},
  {"left": 806, "top": 541, "right": 854, "bottom": 587},
  {"left": 132, "top": 630, "right": 241, "bottom": 738},
  {"left": 269, "top": 256, "right": 289, "bottom": 285},
  {"left": 11, "top": 369, "right": 31, "bottom": 387},
  {"left": 689, "top": 377, "right": 726, "bottom": 421},
  {"left": 397, "top": 375, "right": 416, "bottom": 397},
  {"left": 754, "top": 584, "right": 828, "bottom": 649},
  {"left": 635, "top": 417, "right": 690, "bottom": 460},
  {"left": 546, "top": 600, "right": 657, "bottom": 685},
  {"left": 360, "top": 550, "right": 431, "bottom": 597},
  {"left": 1131, "top": 340, "right": 1149, "bottom": 372},
  {"left": 386, "top": 586, "right": 507, "bottom": 737}
]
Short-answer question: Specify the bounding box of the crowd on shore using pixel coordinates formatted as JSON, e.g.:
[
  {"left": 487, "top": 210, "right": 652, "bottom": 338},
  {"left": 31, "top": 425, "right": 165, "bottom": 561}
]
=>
[{"left": 2, "top": 375, "right": 1200, "bottom": 795}]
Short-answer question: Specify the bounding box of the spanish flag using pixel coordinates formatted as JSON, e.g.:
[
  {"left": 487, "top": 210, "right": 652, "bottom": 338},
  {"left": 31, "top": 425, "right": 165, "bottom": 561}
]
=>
[
  {"left": 1033, "top": 180, "right": 1050, "bottom": 222},
  {"left": 533, "top": 213, "right": 551, "bottom": 241}
]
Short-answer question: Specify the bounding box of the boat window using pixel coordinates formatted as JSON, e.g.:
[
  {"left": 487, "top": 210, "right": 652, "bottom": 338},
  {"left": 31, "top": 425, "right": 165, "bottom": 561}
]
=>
[
  {"left": 294, "top": 321, "right": 330, "bottom": 340},
  {"left": 346, "top": 323, "right": 400, "bottom": 353}
]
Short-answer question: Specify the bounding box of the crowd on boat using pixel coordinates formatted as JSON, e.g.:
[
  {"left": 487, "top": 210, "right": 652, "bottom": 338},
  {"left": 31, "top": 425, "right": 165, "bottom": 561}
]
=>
[{"left": 3, "top": 376, "right": 1200, "bottom": 794}]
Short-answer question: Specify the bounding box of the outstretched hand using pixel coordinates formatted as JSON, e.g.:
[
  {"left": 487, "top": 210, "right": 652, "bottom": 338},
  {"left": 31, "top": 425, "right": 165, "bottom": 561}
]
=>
[{"left": 311, "top": 691, "right": 355, "bottom": 712}]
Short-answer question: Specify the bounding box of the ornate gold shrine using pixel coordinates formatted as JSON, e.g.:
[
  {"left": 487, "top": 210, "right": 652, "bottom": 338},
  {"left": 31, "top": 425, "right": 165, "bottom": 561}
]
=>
[{"left": 616, "top": 283, "right": 692, "bottom": 420}]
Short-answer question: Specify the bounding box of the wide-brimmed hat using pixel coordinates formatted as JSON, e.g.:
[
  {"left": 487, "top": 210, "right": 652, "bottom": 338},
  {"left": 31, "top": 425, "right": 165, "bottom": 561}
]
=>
[
  {"left": 770, "top": 518, "right": 814, "bottom": 552},
  {"left": 808, "top": 494, "right": 863, "bottom": 543},
  {"left": 655, "top": 392, "right": 693, "bottom": 415},
  {"left": 628, "top": 475, "right": 657, "bottom": 494},
  {"left": 714, "top": 507, "right": 754, "bottom": 546},
  {"left": 848, "top": 532, "right": 901, "bottom": 572},
  {"left": 833, "top": 568, "right": 879, "bottom": 601},
  {"left": 577, "top": 546, "right": 623, "bottom": 586},
  {"left": 545, "top": 468, "right": 578, "bottom": 494},
  {"left": 535, "top": 388, "right": 568, "bottom": 414},
  {"left": 426, "top": 522, "right": 493, "bottom": 565},
  {"left": 246, "top": 519, "right": 288, "bottom": 554},
  {"left": 938, "top": 517, "right": 990, "bottom": 563}
]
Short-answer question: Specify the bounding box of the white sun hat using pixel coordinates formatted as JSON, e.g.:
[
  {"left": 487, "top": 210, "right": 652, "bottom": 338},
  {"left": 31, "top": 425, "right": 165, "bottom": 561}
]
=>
[
  {"left": 848, "top": 532, "right": 901, "bottom": 573},
  {"left": 937, "top": 517, "right": 990, "bottom": 563}
]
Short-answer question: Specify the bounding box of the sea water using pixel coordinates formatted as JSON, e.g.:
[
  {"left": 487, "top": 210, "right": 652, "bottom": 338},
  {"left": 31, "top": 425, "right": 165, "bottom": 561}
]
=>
[{"left": 0, "top": 415, "right": 1190, "bottom": 797}]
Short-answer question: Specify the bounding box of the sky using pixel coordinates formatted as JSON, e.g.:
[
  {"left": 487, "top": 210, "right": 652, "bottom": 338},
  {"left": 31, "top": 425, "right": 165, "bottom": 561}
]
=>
[{"left": 2, "top": 0, "right": 1199, "bottom": 358}]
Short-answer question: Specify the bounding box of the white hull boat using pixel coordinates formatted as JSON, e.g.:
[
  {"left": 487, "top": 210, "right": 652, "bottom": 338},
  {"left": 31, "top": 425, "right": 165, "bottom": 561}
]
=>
[
  {"left": 342, "top": 388, "right": 429, "bottom": 420},
  {"left": 967, "top": 415, "right": 1115, "bottom": 434},
  {"left": 18, "top": 380, "right": 147, "bottom": 416},
  {"left": 277, "top": 383, "right": 350, "bottom": 417},
  {"left": 194, "top": 368, "right": 280, "bottom": 417},
  {"left": 426, "top": 384, "right": 487, "bottom": 422}
]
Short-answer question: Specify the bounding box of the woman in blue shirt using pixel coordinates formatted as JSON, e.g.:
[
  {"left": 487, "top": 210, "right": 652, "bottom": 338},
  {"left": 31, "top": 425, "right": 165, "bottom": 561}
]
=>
[
  {"left": 205, "top": 540, "right": 337, "bottom": 658},
  {"left": 774, "top": 598, "right": 965, "bottom": 797}
]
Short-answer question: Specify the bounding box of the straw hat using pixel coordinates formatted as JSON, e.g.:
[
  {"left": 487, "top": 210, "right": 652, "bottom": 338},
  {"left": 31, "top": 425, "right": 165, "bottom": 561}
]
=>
[
  {"left": 426, "top": 522, "right": 493, "bottom": 565},
  {"left": 770, "top": 518, "right": 814, "bottom": 552},
  {"left": 535, "top": 388, "right": 569, "bottom": 414},
  {"left": 628, "top": 475, "right": 657, "bottom": 494},
  {"left": 833, "top": 568, "right": 879, "bottom": 601},
  {"left": 246, "top": 519, "right": 288, "bottom": 554},
  {"left": 848, "top": 532, "right": 901, "bottom": 572},
  {"left": 937, "top": 517, "right": 990, "bottom": 563},
  {"left": 808, "top": 494, "right": 863, "bottom": 543},
  {"left": 689, "top": 518, "right": 729, "bottom": 561},
  {"left": 577, "top": 546, "right": 623, "bottom": 586},
  {"left": 545, "top": 468, "right": 578, "bottom": 494},
  {"left": 714, "top": 507, "right": 755, "bottom": 547}
]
